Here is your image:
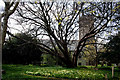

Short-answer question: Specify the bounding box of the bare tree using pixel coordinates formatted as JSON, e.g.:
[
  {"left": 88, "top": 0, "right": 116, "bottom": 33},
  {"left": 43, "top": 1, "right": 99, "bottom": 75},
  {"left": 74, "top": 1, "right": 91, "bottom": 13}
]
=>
[
  {"left": 0, "top": 1, "right": 19, "bottom": 78},
  {"left": 9, "top": 2, "right": 119, "bottom": 67},
  {"left": 0, "top": 0, "right": 19, "bottom": 45}
]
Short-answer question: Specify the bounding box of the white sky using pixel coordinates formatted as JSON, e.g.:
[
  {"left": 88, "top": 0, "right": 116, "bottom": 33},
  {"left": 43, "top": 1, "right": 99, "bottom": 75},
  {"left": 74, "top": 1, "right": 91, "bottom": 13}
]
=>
[{"left": 0, "top": 0, "right": 5, "bottom": 12}]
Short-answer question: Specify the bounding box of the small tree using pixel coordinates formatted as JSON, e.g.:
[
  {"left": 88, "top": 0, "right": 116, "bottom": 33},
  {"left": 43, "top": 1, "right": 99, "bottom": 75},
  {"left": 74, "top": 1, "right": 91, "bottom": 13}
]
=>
[
  {"left": 3, "top": 33, "right": 42, "bottom": 65},
  {"left": 104, "top": 32, "right": 120, "bottom": 66}
]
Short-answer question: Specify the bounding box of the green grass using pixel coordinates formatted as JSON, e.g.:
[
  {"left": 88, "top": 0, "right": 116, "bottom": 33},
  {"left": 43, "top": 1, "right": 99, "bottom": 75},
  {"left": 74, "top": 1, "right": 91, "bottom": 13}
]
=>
[{"left": 2, "top": 64, "right": 120, "bottom": 80}]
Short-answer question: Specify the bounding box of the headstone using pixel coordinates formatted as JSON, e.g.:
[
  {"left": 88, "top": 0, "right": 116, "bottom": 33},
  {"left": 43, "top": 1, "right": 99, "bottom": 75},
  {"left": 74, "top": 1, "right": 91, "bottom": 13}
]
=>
[{"left": 114, "top": 64, "right": 117, "bottom": 67}]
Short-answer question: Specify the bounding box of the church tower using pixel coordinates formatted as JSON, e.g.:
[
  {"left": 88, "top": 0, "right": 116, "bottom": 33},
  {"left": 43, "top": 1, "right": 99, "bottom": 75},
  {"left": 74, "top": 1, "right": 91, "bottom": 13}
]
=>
[{"left": 79, "top": 16, "right": 94, "bottom": 40}]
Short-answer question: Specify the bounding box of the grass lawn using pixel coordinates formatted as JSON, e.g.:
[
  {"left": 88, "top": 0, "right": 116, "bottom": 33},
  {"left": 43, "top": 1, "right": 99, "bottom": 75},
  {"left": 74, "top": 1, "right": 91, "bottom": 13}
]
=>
[{"left": 2, "top": 64, "right": 120, "bottom": 80}]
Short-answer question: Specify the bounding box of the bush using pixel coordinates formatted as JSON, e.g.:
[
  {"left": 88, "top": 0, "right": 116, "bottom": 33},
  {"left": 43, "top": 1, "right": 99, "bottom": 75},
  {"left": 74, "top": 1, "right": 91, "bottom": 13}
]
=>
[
  {"left": 98, "top": 67, "right": 111, "bottom": 70},
  {"left": 78, "top": 66, "right": 88, "bottom": 69},
  {"left": 2, "top": 33, "right": 42, "bottom": 65}
]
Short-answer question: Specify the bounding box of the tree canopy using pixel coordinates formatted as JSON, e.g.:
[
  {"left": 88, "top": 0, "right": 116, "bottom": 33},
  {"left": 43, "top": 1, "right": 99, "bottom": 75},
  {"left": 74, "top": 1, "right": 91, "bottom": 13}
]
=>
[
  {"left": 103, "top": 32, "right": 120, "bottom": 65},
  {"left": 3, "top": 33, "right": 42, "bottom": 65}
]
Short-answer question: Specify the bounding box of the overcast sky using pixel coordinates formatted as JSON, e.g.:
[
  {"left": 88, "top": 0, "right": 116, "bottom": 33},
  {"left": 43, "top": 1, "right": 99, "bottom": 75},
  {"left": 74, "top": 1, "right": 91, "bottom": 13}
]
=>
[{"left": 0, "top": 0, "right": 4, "bottom": 13}]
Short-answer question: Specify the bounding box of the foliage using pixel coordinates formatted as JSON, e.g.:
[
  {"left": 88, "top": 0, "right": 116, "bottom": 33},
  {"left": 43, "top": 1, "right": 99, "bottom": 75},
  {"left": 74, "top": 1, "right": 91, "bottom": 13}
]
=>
[
  {"left": 41, "top": 54, "right": 65, "bottom": 67},
  {"left": 26, "top": 68, "right": 104, "bottom": 79},
  {"left": 103, "top": 32, "right": 120, "bottom": 65},
  {"left": 2, "top": 33, "right": 42, "bottom": 65},
  {"left": 2, "top": 64, "right": 120, "bottom": 80},
  {"left": 83, "top": 42, "right": 96, "bottom": 65},
  {"left": 41, "top": 54, "right": 57, "bottom": 66}
]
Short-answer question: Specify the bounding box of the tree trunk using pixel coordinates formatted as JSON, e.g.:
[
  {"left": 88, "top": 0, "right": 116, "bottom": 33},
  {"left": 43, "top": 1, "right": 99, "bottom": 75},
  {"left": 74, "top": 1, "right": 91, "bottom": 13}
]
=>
[
  {"left": 95, "top": 61, "right": 98, "bottom": 67},
  {"left": 73, "top": 54, "right": 78, "bottom": 67},
  {"left": 2, "top": 5, "right": 9, "bottom": 45},
  {"left": 95, "top": 56, "right": 98, "bottom": 67},
  {"left": 0, "top": 14, "right": 2, "bottom": 79},
  {"left": 59, "top": 55, "right": 75, "bottom": 68},
  {"left": 65, "top": 59, "right": 75, "bottom": 68},
  {"left": 2, "top": 2, "right": 19, "bottom": 45}
]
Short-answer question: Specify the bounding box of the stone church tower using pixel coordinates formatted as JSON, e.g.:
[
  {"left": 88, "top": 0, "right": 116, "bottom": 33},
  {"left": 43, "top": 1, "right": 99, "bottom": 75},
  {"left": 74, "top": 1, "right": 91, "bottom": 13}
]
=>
[
  {"left": 73, "top": 2, "right": 95, "bottom": 66},
  {"left": 79, "top": 16, "right": 94, "bottom": 40},
  {"left": 73, "top": 2, "right": 94, "bottom": 40},
  {"left": 78, "top": 16, "right": 95, "bottom": 66}
]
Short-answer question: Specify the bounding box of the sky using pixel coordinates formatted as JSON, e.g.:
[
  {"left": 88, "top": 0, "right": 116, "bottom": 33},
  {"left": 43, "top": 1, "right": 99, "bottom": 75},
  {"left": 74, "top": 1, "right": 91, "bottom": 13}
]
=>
[{"left": 0, "top": 0, "right": 4, "bottom": 12}]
